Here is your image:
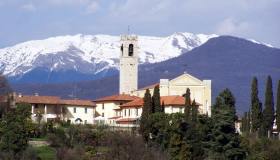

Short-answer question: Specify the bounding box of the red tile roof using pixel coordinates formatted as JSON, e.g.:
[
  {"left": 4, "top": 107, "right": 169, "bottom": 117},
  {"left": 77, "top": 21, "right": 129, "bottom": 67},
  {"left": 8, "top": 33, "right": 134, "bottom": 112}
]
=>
[
  {"left": 93, "top": 94, "right": 139, "bottom": 102},
  {"left": 10, "top": 95, "right": 95, "bottom": 107},
  {"left": 16, "top": 96, "right": 61, "bottom": 105},
  {"left": 116, "top": 118, "right": 138, "bottom": 122},
  {"left": 120, "top": 96, "right": 201, "bottom": 108},
  {"left": 120, "top": 98, "right": 143, "bottom": 108},
  {"left": 60, "top": 99, "right": 95, "bottom": 107},
  {"left": 108, "top": 116, "right": 121, "bottom": 119},
  {"left": 0, "top": 96, "right": 7, "bottom": 102}
]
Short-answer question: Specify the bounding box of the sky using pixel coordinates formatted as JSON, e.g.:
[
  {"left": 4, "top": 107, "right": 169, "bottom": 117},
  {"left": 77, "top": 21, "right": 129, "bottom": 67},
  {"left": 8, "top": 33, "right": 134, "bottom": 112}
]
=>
[{"left": 0, "top": 0, "right": 279, "bottom": 48}]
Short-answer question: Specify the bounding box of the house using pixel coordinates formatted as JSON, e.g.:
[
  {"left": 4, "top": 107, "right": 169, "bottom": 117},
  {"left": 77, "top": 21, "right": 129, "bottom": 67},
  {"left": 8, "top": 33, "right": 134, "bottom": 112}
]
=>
[
  {"left": 0, "top": 93, "right": 96, "bottom": 124},
  {"left": 116, "top": 95, "right": 200, "bottom": 127},
  {"left": 93, "top": 94, "right": 139, "bottom": 125},
  {"left": 94, "top": 94, "right": 201, "bottom": 127}
]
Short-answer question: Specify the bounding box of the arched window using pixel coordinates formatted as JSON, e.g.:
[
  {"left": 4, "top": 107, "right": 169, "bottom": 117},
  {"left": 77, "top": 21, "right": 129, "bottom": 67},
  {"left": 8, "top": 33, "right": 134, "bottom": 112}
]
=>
[
  {"left": 75, "top": 118, "right": 83, "bottom": 124},
  {"left": 128, "top": 44, "right": 134, "bottom": 56}
]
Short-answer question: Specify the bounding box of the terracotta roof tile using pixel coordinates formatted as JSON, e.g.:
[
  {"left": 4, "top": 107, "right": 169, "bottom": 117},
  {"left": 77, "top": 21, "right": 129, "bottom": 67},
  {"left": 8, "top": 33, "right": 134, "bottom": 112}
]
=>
[
  {"left": 60, "top": 99, "right": 95, "bottom": 107},
  {"left": 108, "top": 116, "right": 121, "bottom": 119},
  {"left": 0, "top": 95, "right": 7, "bottom": 102},
  {"left": 93, "top": 94, "right": 139, "bottom": 102},
  {"left": 120, "top": 96, "right": 201, "bottom": 108},
  {"left": 116, "top": 118, "right": 138, "bottom": 122},
  {"left": 120, "top": 98, "right": 143, "bottom": 108},
  {"left": 14, "top": 95, "right": 95, "bottom": 107},
  {"left": 16, "top": 95, "right": 60, "bottom": 105}
]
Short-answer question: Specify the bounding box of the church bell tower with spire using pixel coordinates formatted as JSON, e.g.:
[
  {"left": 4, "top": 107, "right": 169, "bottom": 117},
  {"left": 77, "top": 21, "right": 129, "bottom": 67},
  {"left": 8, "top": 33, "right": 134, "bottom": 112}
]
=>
[{"left": 119, "top": 35, "right": 138, "bottom": 94}]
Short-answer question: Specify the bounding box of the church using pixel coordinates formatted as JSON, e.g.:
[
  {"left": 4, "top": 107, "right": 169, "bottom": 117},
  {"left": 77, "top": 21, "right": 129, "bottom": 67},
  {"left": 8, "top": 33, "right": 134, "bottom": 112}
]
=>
[{"left": 94, "top": 34, "right": 212, "bottom": 127}]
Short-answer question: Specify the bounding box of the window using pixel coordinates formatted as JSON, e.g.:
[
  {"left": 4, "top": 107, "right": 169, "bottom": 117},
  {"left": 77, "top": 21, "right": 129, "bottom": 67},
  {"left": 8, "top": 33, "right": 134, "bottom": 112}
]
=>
[
  {"left": 120, "top": 44, "right": 124, "bottom": 56},
  {"left": 124, "top": 109, "right": 127, "bottom": 116},
  {"left": 84, "top": 120, "right": 87, "bottom": 124},
  {"left": 34, "top": 104, "right": 38, "bottom": 109},
  {"left": 74, "top": 107, "right": 76, "bottom": 113},
  {"left": 128, "top": 44, "right": 133, "bottom": 56},
  {"left": 128, "top": 109, "right": 131, "bottom": 116},
  {"left": 102, "top": 113, "right": 104, "bottom": 117},
  {"left": 179, "top": 108, "right": 182, "bottom": 113},
  {"left": 136, "top": 108, "right": 138, "bottom": 116},
  {"left": 102, "top": 103, "right": 104, "bottom": 109},
  {"left": 85, "top": 107, "right": 87, "bottom": 114}
]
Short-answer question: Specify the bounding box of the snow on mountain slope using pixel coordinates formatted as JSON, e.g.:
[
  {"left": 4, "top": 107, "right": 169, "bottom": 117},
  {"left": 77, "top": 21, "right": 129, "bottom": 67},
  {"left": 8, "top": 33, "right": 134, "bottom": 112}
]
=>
[{"left": 0, "top": 32, "right": 218, "bottom": 78}]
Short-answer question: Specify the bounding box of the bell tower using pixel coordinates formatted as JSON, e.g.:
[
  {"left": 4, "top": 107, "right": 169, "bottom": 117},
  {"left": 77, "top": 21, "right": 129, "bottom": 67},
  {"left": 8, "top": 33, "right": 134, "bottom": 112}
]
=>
[{"left": 119, "top": 35, "right": 138, "bottom": 94}]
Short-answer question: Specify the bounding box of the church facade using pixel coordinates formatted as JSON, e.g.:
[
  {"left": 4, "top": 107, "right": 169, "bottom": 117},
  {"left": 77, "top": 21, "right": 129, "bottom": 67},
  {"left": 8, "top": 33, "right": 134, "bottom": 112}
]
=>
[{"left": 94, "top": 34, "right": 212, "bottom": 127}]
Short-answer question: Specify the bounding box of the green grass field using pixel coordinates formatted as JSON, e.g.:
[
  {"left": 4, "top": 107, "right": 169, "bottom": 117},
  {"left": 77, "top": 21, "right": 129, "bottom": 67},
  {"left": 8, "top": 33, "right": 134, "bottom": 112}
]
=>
[
  {"left": 34, "top": 146, "right": 56, "bottom": 160},
  {"left": 30, "top": 137, "right": 48, "bottom": 141}
]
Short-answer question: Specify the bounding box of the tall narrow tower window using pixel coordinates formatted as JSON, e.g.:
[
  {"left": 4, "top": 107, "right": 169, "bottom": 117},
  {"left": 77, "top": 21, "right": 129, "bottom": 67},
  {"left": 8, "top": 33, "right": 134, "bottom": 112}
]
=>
[
  {"left": 120, "top": 44, "right": 124, "bottom": 56},
  {"left": 128, "top": 44, "right": 134, "bottom": 56}
]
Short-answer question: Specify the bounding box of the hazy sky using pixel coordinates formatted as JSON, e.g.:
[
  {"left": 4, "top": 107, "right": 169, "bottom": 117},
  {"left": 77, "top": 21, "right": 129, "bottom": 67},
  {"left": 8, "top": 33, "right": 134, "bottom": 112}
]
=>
[{"left": 0, "top": 0, "right": 279, "bottom": 48}]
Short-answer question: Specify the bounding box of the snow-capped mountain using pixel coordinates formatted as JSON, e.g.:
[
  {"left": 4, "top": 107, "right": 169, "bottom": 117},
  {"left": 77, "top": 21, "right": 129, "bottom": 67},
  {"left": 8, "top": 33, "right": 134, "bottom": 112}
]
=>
[
  {"left": 0, "top": 32, "right": 217, "bottom": 79},
  {"left": 0, "top": 32, "right": 273, "bottom": 83}
]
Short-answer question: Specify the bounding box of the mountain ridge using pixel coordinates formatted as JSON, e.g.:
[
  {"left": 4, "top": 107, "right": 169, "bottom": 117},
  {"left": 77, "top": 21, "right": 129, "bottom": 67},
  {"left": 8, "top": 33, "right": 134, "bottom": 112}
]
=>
[
  {"left": 12, "top": 36, "right": 280, "bottom": 113},
  {"left": 0, "top": 32, "right": 274, "bottom": 84},
  {"left": 0, "top": 32, "right": 218, "bottom": 82}
]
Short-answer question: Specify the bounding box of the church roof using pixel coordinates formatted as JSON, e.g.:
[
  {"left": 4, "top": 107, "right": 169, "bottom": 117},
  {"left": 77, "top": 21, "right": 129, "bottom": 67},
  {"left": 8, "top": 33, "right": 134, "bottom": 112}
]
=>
[
  {"left": 93, "top": 94, "right": 139, "bottom": 103},
  {"left": 120, "top": 96, "right": 201, "bottom": 108}
]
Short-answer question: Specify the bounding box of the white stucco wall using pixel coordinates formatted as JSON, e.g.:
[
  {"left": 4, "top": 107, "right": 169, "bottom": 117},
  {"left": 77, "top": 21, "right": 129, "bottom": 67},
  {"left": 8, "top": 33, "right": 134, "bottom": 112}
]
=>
[
  {"left": 64, "top": 106, "right": 95, "bottom": 124},
  {"left": 121, "top": 107, "right": 142, "bottom": 119}
]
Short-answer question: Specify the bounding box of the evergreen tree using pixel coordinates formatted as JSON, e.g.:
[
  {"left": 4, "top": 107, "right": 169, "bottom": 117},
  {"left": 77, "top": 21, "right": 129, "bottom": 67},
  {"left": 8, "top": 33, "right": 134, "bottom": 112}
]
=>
[
  {"left": 262, "top": 76, "right": 275, "bottom": 135},
  {"left": 140, "top": 89, "right": 153, "bottom": 141},
  {"left": 247, "top": 109, "right": 251, "bottom": 133},
  {"left": 241, "top": 112, "right": 248, "bottom": 133},
  {"left": 0, "top": 74, "right": 12, "bottom": 95},
  {"left": 152, "top": 85, "right": 161, "bottom": 113},
  {"left": 184, "top": 88, "right": 191, "bottom": 121},
  {"left": 209, "top": 89, "right": 246, "bottom": 159},
  {"left": 0, "top": 103, "right": 33, "bottom": 158},
  {"left": 161, "top": 101, "right": 165, "bottom": 113},
  {"left": 0, "top": 74, "right": 13, "bottom": 117},
  {"left": 191, "top": 99, "right": 198, "bottom": 123},
  {"left": 251, "top": 77, "right": 262, "bottom": 132},
  {"left": 276, "top": 80, "right": 280, "bottom": 132}
]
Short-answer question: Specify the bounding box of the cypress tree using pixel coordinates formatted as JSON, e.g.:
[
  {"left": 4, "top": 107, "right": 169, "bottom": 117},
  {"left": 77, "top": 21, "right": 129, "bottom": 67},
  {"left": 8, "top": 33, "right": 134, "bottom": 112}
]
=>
[
  {"left": 241, "top": 112, "right": 248, "bottom": 133},
  {"left": 191, "top": 99, "right": 198, "bottom": 122},
  {"left": 140, "top": 89, "right": 153, "bottom": 141},
  {"left": 152, "top": 85, "right": 161, "bottom": 113},
  {"left": 184, "top": 88, "right": 191, "bottom": 121},
  {"left": 251, "top": 77, "right": 262, "bottom": 132},
  {"left": 247, "top": 109, "right": 251, "bottom": 133},
  {"left": 263, "top": 76, "right": 275, "bottom": 135},
  {"left": 276, "top": 80, "right": 280, "bottom": 132},
  {"left": 161, "top": 101, "right": 165, "bottom": 113}
]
